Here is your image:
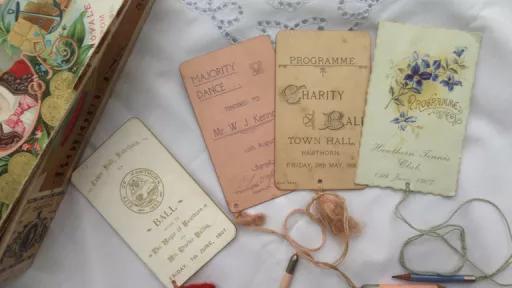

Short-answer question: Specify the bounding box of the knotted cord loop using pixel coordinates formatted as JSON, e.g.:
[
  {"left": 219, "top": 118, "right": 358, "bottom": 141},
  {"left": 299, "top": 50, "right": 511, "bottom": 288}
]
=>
[
  {"left": 236, "top": 191, "right": 360, "bottom": 288},
  {"left": 396, "top": 183, "right": 512, "bottom": 286}
]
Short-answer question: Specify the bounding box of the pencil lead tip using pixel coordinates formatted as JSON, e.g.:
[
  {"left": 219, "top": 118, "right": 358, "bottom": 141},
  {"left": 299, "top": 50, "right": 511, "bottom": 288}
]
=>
[{"left": 392, "top": 273, "right": 409, "bottom": 280}]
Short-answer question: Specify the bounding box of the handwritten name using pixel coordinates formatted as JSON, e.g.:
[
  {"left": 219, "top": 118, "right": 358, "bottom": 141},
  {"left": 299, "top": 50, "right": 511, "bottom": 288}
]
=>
[{"left": 372, "top": 143, "right": 450, "bottom": 162}]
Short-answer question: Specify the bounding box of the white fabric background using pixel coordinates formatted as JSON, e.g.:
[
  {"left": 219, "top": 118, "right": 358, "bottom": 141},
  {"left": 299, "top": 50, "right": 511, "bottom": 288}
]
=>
[{"left": 5, "top": 0, "right": 512, "bottom": 287}]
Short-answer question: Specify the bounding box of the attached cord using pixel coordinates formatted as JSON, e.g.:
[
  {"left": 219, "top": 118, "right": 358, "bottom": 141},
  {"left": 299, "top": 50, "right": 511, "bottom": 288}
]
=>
[
  {"left": 396, "top": 183, "right": 512, "bottom": 286},
  {"left": 236, "top": 191, "right": 361, "bottom": 288}
]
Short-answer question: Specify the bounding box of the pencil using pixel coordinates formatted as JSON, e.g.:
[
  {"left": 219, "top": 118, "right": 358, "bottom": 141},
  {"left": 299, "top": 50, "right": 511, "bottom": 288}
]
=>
[
  {"left": 280, "top": 254, "right": 299, "bottom": 288},
  {"left": 362, "top": 285, "right": 445, "bottom": 288},
  {"left": 393, "top": 273, "right": 477, "bottom": 283}
]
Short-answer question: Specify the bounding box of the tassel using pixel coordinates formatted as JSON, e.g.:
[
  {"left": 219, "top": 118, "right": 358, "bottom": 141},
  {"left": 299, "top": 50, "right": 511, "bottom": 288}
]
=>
[
  {"left": 172, "top": 279, "right": 216, "bottom": 288},
  {"left": 181, "top": 284, "right": 216, "bottom": 288},
  {"left": 234, "top": 211, "right": 266, "bottom": 227},
  {"left": 314, "top": 193, "right": 361, "bottom": 238}
]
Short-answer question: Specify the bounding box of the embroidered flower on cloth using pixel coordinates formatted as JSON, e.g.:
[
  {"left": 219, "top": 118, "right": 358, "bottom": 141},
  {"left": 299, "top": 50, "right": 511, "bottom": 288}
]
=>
[{"left": 180, "top": 0, "right": 383, "bottom": 42}]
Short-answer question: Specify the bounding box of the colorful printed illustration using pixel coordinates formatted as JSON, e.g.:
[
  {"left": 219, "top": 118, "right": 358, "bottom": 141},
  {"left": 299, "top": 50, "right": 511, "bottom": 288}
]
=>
[
  {"left": 0, "top": 0, "right": 121, "bottom": 221},
  {"left": 386, "top": 48, "right": 468, "bottom": 133},
  {"left": 356, "top": 21, "right": 481, "bottom": 197}
]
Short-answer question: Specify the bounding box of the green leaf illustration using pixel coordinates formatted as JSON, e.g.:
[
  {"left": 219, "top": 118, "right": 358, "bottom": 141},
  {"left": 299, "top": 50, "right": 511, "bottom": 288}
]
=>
[
  {"left": 0, "top": 156, "right": 10, "bottom": 175},
  {"left": 393, "top": 97, "right": 404, "bottom": 106},
  {"left": 449, "top": 67, "right": 459, "bottom": 74},
  {"left": 38, "top": 124, "right": 49, "bottom": 151},
  {"left": 0, "top": 0, "right": 15, "bottom": 34},
  {"left": 66, "top": 11, "right": 87, "bottom": 48},
  {"left": 74, "top": 43, "right": 94, "bottom": 72}
]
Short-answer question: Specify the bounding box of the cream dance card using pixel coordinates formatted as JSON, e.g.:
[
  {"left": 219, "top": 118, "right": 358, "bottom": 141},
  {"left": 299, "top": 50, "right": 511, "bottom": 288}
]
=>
[
  {"left": 357, "top": 22, "right": 481, "bottom": 196},
  {"left": 275, "top": 30, "right": 371, "bottom": 190},
  {"left": 72, "top": 118, "right": 236, "bottom": 286}
]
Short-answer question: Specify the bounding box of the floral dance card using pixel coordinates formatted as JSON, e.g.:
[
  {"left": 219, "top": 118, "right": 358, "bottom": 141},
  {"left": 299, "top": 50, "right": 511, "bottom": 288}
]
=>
[{"left": 356, "top": 22, "right": 481, "bottom": 196}]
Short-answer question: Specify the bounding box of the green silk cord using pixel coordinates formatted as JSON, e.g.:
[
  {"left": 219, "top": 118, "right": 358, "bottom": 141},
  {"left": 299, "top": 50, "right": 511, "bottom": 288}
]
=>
[{"left": 395, "top": 184, "right": 512, "bottom": 286}]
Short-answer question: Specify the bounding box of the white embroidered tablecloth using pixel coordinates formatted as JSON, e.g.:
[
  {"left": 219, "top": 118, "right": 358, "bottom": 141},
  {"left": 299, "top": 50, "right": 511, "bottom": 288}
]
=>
[{"left": 6, "top": 0, "right": 512, "bottom": 287}]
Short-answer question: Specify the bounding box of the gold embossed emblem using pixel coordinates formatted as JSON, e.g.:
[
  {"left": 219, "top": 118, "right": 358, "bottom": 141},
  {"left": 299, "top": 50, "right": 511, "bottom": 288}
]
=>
[
  {"left": 41, "top": 71, "right": 76, "bottom": 127},
  {"left": 50, "top": 71, "right": 75, "bottom": 96},
  {"left": 0, "top": 174, "right": 22, "bottom": 204},
  {"left": 8, "top": 152, "right": 37, "bottom": 181},
  {"left": 41, "top": 96, "right": 68, "bottom": 127},
  {"left": 120, "top": 168, "right": 164, "bottom": 214},
  {"left": 0, "top": 152, "right": 37, "bottom": 204}
]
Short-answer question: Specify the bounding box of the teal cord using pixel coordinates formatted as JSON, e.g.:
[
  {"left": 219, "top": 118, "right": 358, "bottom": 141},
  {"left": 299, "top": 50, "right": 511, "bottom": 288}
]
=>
[{"left": 395, "top": 184, "right": 512, "bottom": 286}]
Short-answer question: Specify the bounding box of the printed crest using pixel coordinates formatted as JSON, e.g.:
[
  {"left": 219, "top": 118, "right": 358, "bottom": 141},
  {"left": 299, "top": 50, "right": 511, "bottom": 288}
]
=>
[{"left": 120, "top": 168, "right": 164, "bottom": 214}]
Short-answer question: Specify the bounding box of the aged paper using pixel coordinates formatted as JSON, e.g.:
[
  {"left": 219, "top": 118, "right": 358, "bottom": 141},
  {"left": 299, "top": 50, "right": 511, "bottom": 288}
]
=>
[
  {"left": 356, "top": 22, "right": 481, "bottom": 196},
  {"left": 72, "top": 118, "right": 236, "bottom": 286},
  {"left": 180, "top": 36, "right": 287, "bottom": 212},
  {"left": 275, "top": 30, "right": 371, "bottom": 190}
]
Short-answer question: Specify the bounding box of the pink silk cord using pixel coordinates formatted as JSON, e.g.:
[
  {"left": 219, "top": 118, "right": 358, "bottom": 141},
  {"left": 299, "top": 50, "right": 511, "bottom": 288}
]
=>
[{"left": 235, "top": 192, "right": 360, "bottom": 288}]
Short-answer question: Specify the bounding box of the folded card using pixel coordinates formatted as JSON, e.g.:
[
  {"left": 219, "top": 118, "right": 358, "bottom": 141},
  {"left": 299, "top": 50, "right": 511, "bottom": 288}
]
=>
[
  {"left": 180, "top": 36, "right": 287, "bottom": 212},
  {"left": 72, "top": 118, "right": 236, "bottom": 286},
  {"left": 356, "top": 22, "right": 481, "bottom": 196},
  {"left": 275, "top": 31, "right": 371, "bottom": 190}
]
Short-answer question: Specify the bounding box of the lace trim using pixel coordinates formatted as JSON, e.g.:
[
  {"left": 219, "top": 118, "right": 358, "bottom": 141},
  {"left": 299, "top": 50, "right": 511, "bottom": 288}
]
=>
[
  {"left": 257, "top": 17, "right": 328, "bottom": 42},
  {"left": 181, "top": 0, "right": 244, "bottom": 43},
  {"left": 338, "top": 0, "right": 383, "bottom": 30},
  {"left": 181, "top": 0, "right": 384, "bottom": 43},
  {"left": 267, "top": 0, "right": 312, "bottom": 12}
]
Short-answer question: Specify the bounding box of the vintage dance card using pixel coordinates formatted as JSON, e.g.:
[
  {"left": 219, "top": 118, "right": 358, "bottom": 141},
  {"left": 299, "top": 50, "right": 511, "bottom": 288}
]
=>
[
  {"left": 72, "top": 119, "right": 236, "bottom": 286},
  {"left": 180, "top": 36, "right": 287, "bottom": 212},
  {"left": 356, "top": 22, "right": 481, "bottom": 196},
  {"left": 275, "top": 31, "right": 371, "bottom": 190}
]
